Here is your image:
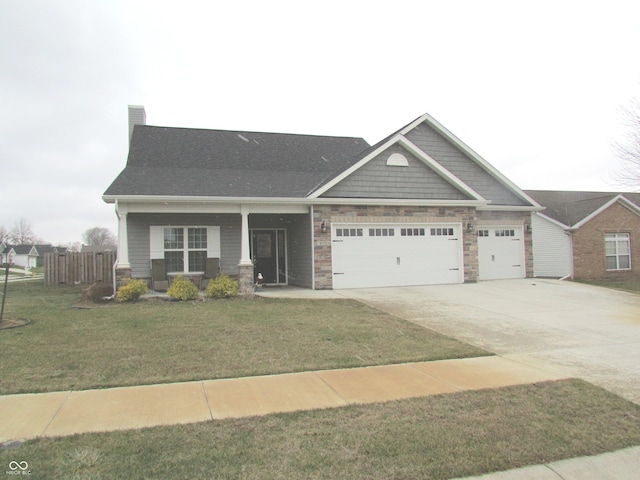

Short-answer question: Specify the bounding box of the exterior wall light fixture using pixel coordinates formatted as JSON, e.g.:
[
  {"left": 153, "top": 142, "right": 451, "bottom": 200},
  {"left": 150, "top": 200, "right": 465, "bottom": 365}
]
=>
[
  {"left": 467, "top": 222, "right": 473, "bottom": 233},
  {"left": 321, "top": 221, "right": 327, "bottom": 234}
]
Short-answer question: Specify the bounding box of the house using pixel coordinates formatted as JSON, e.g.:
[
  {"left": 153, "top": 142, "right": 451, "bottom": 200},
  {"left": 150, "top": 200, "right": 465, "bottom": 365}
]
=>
[
  {"left": 103, "top": 106, "right": 541, "bottom": 293},
  {"left": 525, "top": 190, "right": 640, "bottom": 280},
  {"left": 0, "top": 244, "right": 68, "bottom": 268},
  {"left": 7, "top": 245, "right": 39, "bottom": 268},
  {"left": 0, "top": 242, "right": 8, "bottom": 264},
  {"left": 34, "top": 244, "right": 68, "bottom": 267}
]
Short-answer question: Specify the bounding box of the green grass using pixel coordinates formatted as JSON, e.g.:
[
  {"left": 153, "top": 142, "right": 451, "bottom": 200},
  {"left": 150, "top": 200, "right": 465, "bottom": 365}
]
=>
[
  {"left": 574, "top": 278, "right": 640, "bottom": 293},
  {"left": 0, "top": 282, "right": 488, "bottom": 394},
  {"left": 3, "top": 379, "right": 640, "bottom": 479}
]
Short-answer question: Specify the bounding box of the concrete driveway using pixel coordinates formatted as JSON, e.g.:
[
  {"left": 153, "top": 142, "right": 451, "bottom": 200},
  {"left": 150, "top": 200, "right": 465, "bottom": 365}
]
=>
[{"left": 340, "top": 279, "right": 640, "bottom": 404}]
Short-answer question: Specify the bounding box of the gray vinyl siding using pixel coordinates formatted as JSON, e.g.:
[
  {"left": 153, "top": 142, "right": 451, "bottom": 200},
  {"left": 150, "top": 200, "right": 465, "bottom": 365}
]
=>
[
  {"left": 531, "top": 213, "right": 572, "bottom": 278},
  {"left": 127, "top": 212, "right": 313, "bottom": 285},
  {"left": 127, "top": 218, "right": 151, "bottom": 278},
  {"left": 249, "top": 213, "right": 313, "bottom": 287},
  {"left": 405, "top": 123, "right": 528, "bottom": 206},
  {"left": 127, "top": 213, "right": 241, "bottom": 278},
  {"left": 287, "top": 213, "right": 313, "bottom": 288},
  {"left": 322, "top": 145, "right": 469, "bottom": 200},
  {"left": 220, "top": 219, "right": 241, "bottom": 275}
]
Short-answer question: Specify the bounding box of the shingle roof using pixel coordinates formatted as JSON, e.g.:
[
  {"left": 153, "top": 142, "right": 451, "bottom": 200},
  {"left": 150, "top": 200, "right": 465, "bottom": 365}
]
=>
[
  {"left": 525, "top": 190, "right": 640, "bottom": 226},
  {"left": 35, "top": 245, "right": 58, "bottom": 255},
  {"left": 104, "top": 126, "right": 370, "bottom": 198},
  {"left": 11, "top": 245, "right": 37, "bottom": 255}
]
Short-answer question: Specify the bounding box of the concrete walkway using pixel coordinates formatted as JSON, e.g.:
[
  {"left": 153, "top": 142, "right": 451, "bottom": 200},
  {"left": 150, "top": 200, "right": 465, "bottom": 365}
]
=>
[
  {"left": 0, "top": 356, "right": 566, "bottom": 443},
  {"left": 452, "top": 445, "right": 640, "bottom": 480}
]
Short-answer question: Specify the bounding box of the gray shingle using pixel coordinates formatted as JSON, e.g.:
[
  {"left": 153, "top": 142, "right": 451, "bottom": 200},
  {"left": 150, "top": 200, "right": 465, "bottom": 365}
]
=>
[
  {"left": 525, "top": 190, "right": 640, "bottom": 226},
  {"left": 104, "top": 126, "right": 370, "bottom": 198}
]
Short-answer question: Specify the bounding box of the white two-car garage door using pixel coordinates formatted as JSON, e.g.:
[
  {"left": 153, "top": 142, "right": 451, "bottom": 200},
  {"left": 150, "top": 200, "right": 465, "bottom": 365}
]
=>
[
  {"left": 477, "top": 226, "right": 525, "bottom": 280},
  {"left": 331, "top": 223, "right": 463, "bottom": 289}
]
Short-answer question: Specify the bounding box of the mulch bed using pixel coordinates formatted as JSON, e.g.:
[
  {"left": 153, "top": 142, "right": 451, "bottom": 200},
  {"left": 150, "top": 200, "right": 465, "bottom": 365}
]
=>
[{"left": 0, "top": 317, "right": 30, "bottom": 330}]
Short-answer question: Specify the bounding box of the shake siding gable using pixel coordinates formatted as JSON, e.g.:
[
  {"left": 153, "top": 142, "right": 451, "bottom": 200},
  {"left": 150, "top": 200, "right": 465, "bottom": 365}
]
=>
[
  {"left": 321, "top": 144, "right": 470, "bottom": 200},
  {"left": 405, "top": 123, "right": 527, "bottom": 206}
]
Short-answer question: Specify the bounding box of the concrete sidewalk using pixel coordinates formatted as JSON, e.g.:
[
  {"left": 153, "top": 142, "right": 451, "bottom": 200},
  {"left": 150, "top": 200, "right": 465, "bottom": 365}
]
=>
[
  {"left": 453, "top": 447, "right": 640, "bottom": 480},
  {"left": 452, "top": 445, "right": 640, "bottom": 480},
  {"left": 0, "top": 356, "right": 566, "bottom": 443}
]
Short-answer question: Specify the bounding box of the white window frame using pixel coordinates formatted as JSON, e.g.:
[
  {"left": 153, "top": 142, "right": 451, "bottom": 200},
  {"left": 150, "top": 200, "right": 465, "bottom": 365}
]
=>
[
  {"left": 605, "top": 233, "right": 631, "bottom": 271},
  {"left": 150, "top": 226, "right": 221, "bottom": 273}
]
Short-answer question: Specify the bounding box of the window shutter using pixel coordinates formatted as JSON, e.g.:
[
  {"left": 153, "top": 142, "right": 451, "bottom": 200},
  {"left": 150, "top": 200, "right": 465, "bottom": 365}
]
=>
[
  {"left": 207, "top": 226, "right": 221, "bottom": 258},
  {"left": 150, "top": 226, "right": 164, "bottom": 259}
]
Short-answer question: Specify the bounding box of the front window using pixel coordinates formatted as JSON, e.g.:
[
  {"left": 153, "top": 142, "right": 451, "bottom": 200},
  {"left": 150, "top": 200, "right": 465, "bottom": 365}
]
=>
[
  {"left": 605, "top": 233, "right": 631, "bottom": 271},
  {"left": 164, "top": 227, "right": 207, "bottom": 273}
]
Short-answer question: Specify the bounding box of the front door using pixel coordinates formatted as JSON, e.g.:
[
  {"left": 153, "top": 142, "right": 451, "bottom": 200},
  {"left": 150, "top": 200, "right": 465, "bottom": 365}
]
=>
[{"left": 250, "top": 229, "right": 287, "bottom": 284}]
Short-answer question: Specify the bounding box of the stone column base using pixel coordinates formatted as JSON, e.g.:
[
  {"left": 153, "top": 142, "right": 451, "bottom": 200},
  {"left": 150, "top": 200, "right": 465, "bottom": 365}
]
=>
[
  {"left": 238, "top": 264, "right": 255, "bottom": 297},
  {"left": 115, "top": 267, "right": 132, "bottom": 289}
]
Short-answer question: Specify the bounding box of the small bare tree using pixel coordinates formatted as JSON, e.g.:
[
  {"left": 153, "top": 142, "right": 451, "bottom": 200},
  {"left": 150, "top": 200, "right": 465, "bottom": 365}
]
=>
[
  {"left": 614, "top": 96, "right": 640, "bottom": 189},
  {"left": 8, "top": 218, "right": 39, "bottom": 244},
  {"left": 0, "top": 225, "right": 8, "bottom": 244},
  {"left": 82, "top": 227, "right": 117, "bottom": 248}
]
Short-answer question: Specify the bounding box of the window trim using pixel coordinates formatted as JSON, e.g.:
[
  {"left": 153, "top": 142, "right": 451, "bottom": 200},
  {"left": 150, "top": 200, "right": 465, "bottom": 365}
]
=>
[
  {"left": 163, "top": 227, "right": 207, "bottom": 273},
  {"left": 150, "top": 225, "right": 221, "bottom": 273},
  {"left": 605, "top": 232, "right": 631, "bottom": 271}
]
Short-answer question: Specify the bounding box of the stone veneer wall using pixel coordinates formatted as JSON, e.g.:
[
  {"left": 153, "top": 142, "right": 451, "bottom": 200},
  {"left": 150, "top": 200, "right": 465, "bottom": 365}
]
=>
[
  {"left": 312, "top": 204, "right": 477, "bottom": 289},
  {"left": 115, "top": 267, "right": 132, "bottom": 289},
  {"left": 572, "top": 202, "right": 640, "bottom": 281},
  {"left": 476, "top": 210, "right": 534, "bottom": 278}
]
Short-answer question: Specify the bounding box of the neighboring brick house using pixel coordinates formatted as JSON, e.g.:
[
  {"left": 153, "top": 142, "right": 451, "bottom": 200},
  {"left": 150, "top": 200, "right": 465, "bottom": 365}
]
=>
[
  {"left": 104, "top": 106, "right": 541, "bottom": 293},
  {"left": 525, "top": 190, "right": 640, "bottom": 281}
]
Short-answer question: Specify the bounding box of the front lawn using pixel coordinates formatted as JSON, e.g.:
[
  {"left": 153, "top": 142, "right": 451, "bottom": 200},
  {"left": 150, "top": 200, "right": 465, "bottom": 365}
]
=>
[
  {"left": 0, "top": 282, "right": 488, "bottom": 394},
  {"left": 3, "top": 379, "right": 640, "bottom": 479},
  {"left": 574, "top": 278, "right": 640, "bottom": 293}
]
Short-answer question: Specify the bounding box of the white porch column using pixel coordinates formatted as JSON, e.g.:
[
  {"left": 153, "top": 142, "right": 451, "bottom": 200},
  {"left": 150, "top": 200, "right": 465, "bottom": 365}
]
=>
[
  {"left": 116, "top": 202, "right": 130, "bottom": 268},
  {"left": 239, "top": 206, "right": 252, "bottom": 266}
]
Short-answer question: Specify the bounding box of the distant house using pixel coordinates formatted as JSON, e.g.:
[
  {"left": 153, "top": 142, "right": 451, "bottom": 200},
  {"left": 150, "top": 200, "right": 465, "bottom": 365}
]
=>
[
  {"left": 0, "top": 244, "right": 68, "bottom": 268},
  {"left": 0, "top": 242, "right": 8, "bottom": 264},
  {"left": 8, "top": 245, "right": 39, "bottom": 268},
  {"left": 35, "top": 244, "right": 68, "bottom": 267},
  {"left": 525, "top": 190, "right": 640, "bottom": 280},
  {"left": 104, "top": 106, "right": 541, "bottom": 292}
]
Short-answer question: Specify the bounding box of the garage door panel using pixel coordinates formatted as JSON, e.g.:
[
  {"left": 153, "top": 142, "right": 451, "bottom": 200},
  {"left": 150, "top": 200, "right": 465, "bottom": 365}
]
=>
[
  {"left": 331, "top": 223, "right": 463, "bottom": 289},
  {"left": 477, "top": 227, "right": 525, "bottom": 280}
]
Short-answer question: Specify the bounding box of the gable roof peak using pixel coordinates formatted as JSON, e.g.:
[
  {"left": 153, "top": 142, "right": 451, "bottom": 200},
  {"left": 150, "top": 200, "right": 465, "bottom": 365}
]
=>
[
  {"left": 399, "top": 112, "right": 540, "bottom": 209},
  {"left": 525, "top": 189, "right": 640, "bottom": 227}
]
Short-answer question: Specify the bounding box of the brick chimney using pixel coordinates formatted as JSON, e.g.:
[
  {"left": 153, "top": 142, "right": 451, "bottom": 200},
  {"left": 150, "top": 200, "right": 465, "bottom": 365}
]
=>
[{"left": 128, "top": 105, "right": 146, "bottom": 145}]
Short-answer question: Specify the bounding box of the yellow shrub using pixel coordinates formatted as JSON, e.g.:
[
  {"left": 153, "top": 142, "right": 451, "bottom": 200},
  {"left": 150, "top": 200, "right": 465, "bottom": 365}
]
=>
[
  {"left": 167, "top": 275, "right": 199, "bottom": 301},
  {"left": 116, "top": 278, "right": 148, "bottom": 302}
]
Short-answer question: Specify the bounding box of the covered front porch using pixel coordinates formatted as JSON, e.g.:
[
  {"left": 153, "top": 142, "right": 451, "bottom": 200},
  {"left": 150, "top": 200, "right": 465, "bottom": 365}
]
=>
[{"left": 113, "top": 200, "right": 314, "bottom": 294}]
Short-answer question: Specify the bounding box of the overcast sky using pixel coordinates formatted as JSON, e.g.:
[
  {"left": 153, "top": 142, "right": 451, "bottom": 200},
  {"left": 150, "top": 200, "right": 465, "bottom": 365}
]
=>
[{"left": 2, "top": 0, "right": 640, "bottom": 245}]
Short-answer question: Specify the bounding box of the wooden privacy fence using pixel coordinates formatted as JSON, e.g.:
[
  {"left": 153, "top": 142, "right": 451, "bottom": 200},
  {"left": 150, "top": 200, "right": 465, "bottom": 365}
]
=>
[{"left": 45, "top": 251, "right": 115, "bottom": 286}]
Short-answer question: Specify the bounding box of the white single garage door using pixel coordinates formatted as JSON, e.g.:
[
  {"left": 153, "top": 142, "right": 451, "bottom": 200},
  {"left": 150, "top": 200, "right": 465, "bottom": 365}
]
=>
[
  {"left": 331, "top": 223, "right": 463, "bottom": 289},
  {"left": 477, "top": 226, "right": 525, "bottom": 280}
]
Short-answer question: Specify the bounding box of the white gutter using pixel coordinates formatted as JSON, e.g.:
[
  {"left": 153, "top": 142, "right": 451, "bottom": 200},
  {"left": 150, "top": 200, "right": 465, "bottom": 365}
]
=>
[{"left": 103, "top": 194, "right": 488, "bottom": 207}]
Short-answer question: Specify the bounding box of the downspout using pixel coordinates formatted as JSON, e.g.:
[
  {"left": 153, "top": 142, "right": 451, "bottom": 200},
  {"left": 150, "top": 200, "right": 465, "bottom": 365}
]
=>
[
  {"left": 310, "top": 205, "right": 316, "bottom": 290},
  {"left": 111, "top": 249, "right": 119, "bottom": 300},
  {"left": 108, "top": 203, "right": 122, "bottom": 300},
  {"left": 560, "top": 229, "right": 575, "bottom": 281}
]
